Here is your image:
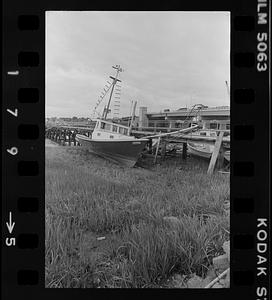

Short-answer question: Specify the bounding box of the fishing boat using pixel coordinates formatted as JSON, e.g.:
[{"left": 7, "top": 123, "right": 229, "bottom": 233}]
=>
[
  {"left": 76, "top": 119, "right": 148, "bottom": 167},
  {"left": 76, "top": 65, "right": 148, "bottom": 167},
  {"left": 187, "top": 130, "right": 230, "bottom": 162}
]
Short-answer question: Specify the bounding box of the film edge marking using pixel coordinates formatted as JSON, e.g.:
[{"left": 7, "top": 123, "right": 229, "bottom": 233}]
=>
[{"left": 7, "top": 70, "right": 19, "bottom": 75}]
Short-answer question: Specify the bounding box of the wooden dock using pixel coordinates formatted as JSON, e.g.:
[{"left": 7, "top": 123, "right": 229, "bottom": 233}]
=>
[
  {"left": 45, "top": 124, "right": 230, "bottom": 174},
  {"left": 45, "top": 125, "right": 94, "bottom": 146}
]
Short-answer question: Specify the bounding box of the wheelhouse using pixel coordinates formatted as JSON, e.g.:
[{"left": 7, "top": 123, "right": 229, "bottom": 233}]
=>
[
  {"left": 95, "top": 120, "right": 130, "bottom": 135},
  {"left": 92, "top": 119, "right": 133, "bottom": 140}
]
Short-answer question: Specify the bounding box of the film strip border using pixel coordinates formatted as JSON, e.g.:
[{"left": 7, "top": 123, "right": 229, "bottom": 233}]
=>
[
  {"left": 231, "top": 3, "right": 270, "bottom": 296},
  {"left": 3, "top": 11, "right": 44, "bottom": 290},
  {"left": 2, "top": 2, "right": 270, "bottom": 299}
]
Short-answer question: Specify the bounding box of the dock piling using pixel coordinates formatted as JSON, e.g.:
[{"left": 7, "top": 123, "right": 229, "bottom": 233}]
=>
[
  {"left": 182, "top": 142, "right": 187, "bottom": 160},
  {"left": 154, "top": 133, "right": 161, "bottom": 164},
  {"left": 207, "top": 131, "right": 224, "bottom": 175}
]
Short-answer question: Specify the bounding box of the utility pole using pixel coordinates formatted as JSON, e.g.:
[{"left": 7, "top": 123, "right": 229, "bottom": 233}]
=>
[
  {"left": 128, "top": 100, "right": 137, "bottom": 135},
  {"left": 225, "top": 80, "right": 230, "bottom": 97}
]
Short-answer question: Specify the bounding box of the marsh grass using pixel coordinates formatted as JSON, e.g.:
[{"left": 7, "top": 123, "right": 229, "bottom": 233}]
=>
[{"left": 45, "top": 142, "right": 229, "bottom": 288}]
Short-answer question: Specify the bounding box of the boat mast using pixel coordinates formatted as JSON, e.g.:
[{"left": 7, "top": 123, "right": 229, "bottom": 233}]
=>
[{"left": 103, "top": 65, "right": 123, "bottom": 120}]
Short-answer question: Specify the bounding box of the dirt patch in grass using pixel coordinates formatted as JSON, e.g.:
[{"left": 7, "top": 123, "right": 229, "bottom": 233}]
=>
[{"left": 45, "top": 144, "right": 229, "bottom": 288}]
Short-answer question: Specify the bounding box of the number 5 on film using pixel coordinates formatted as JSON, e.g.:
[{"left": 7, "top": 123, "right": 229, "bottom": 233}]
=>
[{"left": 5, "top": 237, "right": 16, "bottom": 247}]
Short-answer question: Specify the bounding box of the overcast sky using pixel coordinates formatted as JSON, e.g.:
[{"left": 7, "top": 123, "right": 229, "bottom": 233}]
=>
[{"left": 46, "top": 11, "right": 230, "bottom": 118}]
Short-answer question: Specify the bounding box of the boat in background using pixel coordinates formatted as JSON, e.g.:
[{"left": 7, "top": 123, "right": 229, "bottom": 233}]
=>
[
  {"left": 187, "top": 129, "right": 230, "bottom": 162},
  {"left": 76, "top": 65, "right": 148, "bottom": 167},
  {"left": 187, "top": 143, "right": 230, "bottom": 162}
]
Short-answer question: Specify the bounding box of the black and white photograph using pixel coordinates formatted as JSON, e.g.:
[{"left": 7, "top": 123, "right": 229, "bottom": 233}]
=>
[{"left": 45, "top": 11, "right": 230, "bottom": 288}]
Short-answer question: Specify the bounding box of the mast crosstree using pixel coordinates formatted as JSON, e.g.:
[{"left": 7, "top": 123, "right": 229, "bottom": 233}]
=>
[
  {"left": 91, "top": 65, "right": 123, "bottom": 120},
  {"left": 103, "top": 65, "right": 123, "bottom": 120}
]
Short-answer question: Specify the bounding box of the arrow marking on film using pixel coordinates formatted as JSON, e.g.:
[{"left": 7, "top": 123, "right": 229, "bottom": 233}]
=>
[{"left": 6, "top": 212, "right": 15, "bottom": 234}]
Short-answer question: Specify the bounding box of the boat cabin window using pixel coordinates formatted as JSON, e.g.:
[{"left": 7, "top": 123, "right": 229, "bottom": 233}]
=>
[
  {"left": 112, "top": 125, "right": 118, "bottom": 132},
  {"left": 119, "top": 127, "right": 124, "bottom": 134},
  {"left": 209, "top": 123, "right": 218, "bottom": 130},
  {"left": 110, "top": 135, "right": 114, "bottom": 139},
  {"left": 200, "top": 132, "right": 206, "bottom": 136},
  {"left": 100, "top": 122, "right": 106, "bottom": 129},
  {"left": 97, "top": 133, "right": 101, "bottom": 136},
  {"left": 123, "top": 128, "right": 128, "bottom": 135},
  {"left": 226, "top": 124, "right": 230, "bottom": 130},
  {"left": 105, "top": 123, "right": 111, "bottom": 131}
]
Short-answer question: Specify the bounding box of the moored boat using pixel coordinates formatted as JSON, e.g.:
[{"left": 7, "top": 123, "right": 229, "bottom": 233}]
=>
[
  {"left": 76, "top": 119, "right": 148, "bottom": 167},
  {"left": 187, "top": 129, "right": 230, "bottom": 162},
  {"left": 76, "top": 65, "right": 148, "bottom": 167},
  {"left": 187, "top": 143, "right": 230, "bottom": 162}
]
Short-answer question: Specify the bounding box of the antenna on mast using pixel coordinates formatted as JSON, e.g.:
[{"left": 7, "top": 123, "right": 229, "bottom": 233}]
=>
[
  {"left": 91, "top": 65, "right": 124, "bottom": 120},
  {"left": 103, "top": 65, "right": 123, "bottom": 120}
]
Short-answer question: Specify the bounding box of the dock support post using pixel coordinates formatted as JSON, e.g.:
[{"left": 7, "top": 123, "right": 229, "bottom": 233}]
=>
[
  {"left": 60, "top": 130, "right": 63, "bottom": 145},
  {"left": 161, "top": 140, "right": 166, "bottom": 160},
  {"left": 154, "top": 133, "right": 161, "bottom": 164},
  {"left": 216, "top": 146, "right": 225, "bottom": 170},
  {"left": 207, "top": 131, "right": 224, "bottom": 175},
  {"left": 73, "top": 130, "right": 76, "bottom": 146},
  {"left": 68, "top": 131, "right": 71, "bottom": 146},
  {"left": 63, "top": 130, "right": 66, "bottom": 146},
  {"left": 148, "top": 138, "right": 152, "bottom": 154},
  {"left": 182, "top": 142, "right": 187, "bottom": 160}
]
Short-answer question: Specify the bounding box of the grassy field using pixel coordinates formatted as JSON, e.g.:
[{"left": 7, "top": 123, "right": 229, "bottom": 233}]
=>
[{"left": 45, "top": 140, "right": 229, "bottom": 288}]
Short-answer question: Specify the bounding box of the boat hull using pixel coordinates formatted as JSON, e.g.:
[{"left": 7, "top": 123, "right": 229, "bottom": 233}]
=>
[
  {"left": 76, "top": 134, "right": 148, "bottom": 167},
  {"left": 188, "top": 143, "right": 230, "bottom": 162}
]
